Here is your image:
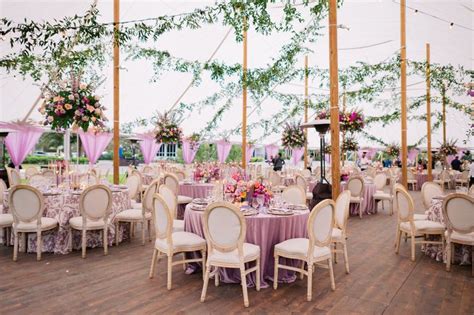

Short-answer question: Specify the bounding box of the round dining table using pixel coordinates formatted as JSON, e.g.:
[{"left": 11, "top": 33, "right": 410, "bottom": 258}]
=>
[
  {"left": 184, "top": 203, "right": 310, "bottom": 288},
  {"left": 1, "top": 186, "right": 131, "bottom": 254}
]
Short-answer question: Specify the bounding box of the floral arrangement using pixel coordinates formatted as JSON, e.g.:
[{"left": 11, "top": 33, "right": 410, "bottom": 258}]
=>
[
  {"left": 315, "top": 109, "right": 364, "bottom": 133},
  {"left": 193, "top": 162, "right": 220, "bottom": 183},
  {"left": 39, "top": 78, "right": 107, "bottom": 131},
  {"left": 186, "top": 133, "right": 201, "bottom": 151},
  {"left": 281, "top": 122, "right": 306, "bottom": 148},
  {"left": 324, "top": 145, "right": 331, "bottom": 155},
  {"left": 385, "top": 143, "right": 400, "bottom": 157},
  {"left": 154, "top": 111, "right": 183, "bottom": 144},
  {"left": 251, "top": 181, "right": 272, "bottom": 205},
  {"left": 438, "top": 139, "right": 458, "bottom": 156},
  {"left": 342, "top": 137, "right": 359, "bottom": 152},
  {"left": 224, "top": 172, "right": 248, "bottom": 202},
  {"left": 340, "top": 109, "right": 364, "bottom": 133}
]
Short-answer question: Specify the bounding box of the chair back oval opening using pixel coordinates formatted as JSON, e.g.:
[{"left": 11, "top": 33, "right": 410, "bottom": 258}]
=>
[
  {"left": 347, "top": 176, "right": 364, "bottom": 197},
  {"left": 373, "top": 173, "right": 387, "bottom": 191},
  {"left": 282, "top": 185, "right": 306, "bottom": 205},
  {"left": 295, "top": 175, "right": 307, "bottom": 190},
  {"left": 9, "top": 185, "right": 44, "bottom": 223},
  {"left": 164, "top": 174, "right": 180, "bottom": 195},
  {"left": 158, "top": 184, "right": 177, "bottom": 218},
  {"left": 421, "top": 182, "right": 443, "bottom": 209},
  {"left": 152, "top": 194, "right": 172, "bottom": 239},
  {"left": 308, "top": 199, "right": 334, "bottom": 248},
  {"left": 143, "top": 179, "right": 160, "bottom": 212},
  {"left": 80, "top": 185, "right": 112, "bottom": 221},
  {"left": 394, "top": 184, "right": 413, "bottom": 222},
  {"left": 126, "top": 173, "right": 142, "bottom": 199},
  {"left": 335, "top": 190, "right": 351, "bottom": 230},
  {"left": 204, "top": 202, "right": 244, "bottom": 252},
  {"left": 442, "top": 194, "right": 474, "bottom": 234}
]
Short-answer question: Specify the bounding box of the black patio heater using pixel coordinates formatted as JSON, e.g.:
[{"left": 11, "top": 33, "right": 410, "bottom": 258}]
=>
[{"left": 300, "top": 119, "right": 332, "bottom": 208}]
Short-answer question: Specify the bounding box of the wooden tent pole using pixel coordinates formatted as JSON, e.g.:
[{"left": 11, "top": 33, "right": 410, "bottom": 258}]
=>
[
  {"left": 329, "top": 0, "right": 340, "bottom": 200},
  {"left": 113, "top": 0, "right": 120, "bottom": 184},
  {"left": 442, "top": 85, "right": 447, "bottom": 146},
  {"left": 304, "top": 55, "right": 309, "bottom": 169},
  {"left": 426, "top": 43, "right": 432, "bottom": 181},
  {"left": 400, "top": 0, "right": 408, "bottom": 188},
  {"left": 341, "top": 89, "right": 346, "bottom": 166},
  {"left": 242, "top": 16, "right": 248, "bottom": 169}
]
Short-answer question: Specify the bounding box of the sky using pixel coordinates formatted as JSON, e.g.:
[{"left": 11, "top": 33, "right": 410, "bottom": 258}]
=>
[{"left": 1, "top": 0, "right": 473, "bottom": 149}]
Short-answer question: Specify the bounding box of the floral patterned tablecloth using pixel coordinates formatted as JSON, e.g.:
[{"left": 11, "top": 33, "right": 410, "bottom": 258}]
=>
[
  {"left": 2, "top": 189, "right": 131, "bottom": 254},
  {"left": 422, "top": 199, "right": 471, "bottom": 265}
]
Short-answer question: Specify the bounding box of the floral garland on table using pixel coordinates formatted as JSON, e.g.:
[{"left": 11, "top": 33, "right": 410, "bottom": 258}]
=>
[
  {"left": 281, "top": 122, "right": 306, "bottom": 148},
  {"left": 251, "top": 181, "right": 272, "bottom": 206},
  {"left": 193, "top": 163, "right": 220, "bottom": 183},
  {"left": 154, "top": 111, "right": 183, "bottom": 144},
  {"left": 342, "top": 137, "right": 359, "bottom": 152},
  {"left": 186, "top": 133, "right": 201, "bottom": 151},
  {"left": 224, "top": 172, "right": 248, "bottom": 203},
  {"left": 39, "top": 79, "right": 107, "bottom": 131},
  {"left": 438, "top": 139, "right": 458, "bottom": 156},
  {"left": 385, "top": 143, "right": 400, "bottom": 157}
]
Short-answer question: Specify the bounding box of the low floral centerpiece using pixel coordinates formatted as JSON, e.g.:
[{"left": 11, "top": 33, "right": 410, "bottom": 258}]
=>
[
  {"left": 281, "top": 122, "right": 307, "bottom": 148},
  {"left": 438, "top": 139, "right": 458, "bottom": 156},
  {"left": 251, "top": 181, "right": 272, "bottom": 206},
  {"left": 193, "top": 163, "right": 220, "bottom": 183},
  {"left": 385, "top": 143, "right": 400, "bottom": 157},
  {"left": 224, "top": 172, "right": 248, "bottom": 203},
  {"left": 154, "top": 111, "right": 183, "bottom": 144},
  {"left": 39, "top": 78, "right": 108, "bottom": 131}
]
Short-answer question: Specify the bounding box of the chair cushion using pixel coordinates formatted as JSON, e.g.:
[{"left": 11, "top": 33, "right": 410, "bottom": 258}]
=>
[
  {"left": 445, "top": 231, "right": 474, "bottom": 245},
  {"left": 69, "top": 216, "right": 109, "bottom": 230},
  {"left": 13, "top": 217, "right": 58, "bottom": 232},
  {"left": 350, "top": 196, "right": 363, "bottom": 203},
  {"left": 131, "top": 202, "right": 142, "bottom": 210},
  {"left": 155, "top": 231, "right": 206, "bottom": 252},
  {"left": 373, "top": 192, "right": 392, "bottom": 200},
  {"left": 208, "top": 242, "right": 260, "bottom": 265},
  {"left": 331, "top": 227, "right": 343, "bottom": 241},
  {"left": 306, "top": 192, "right": 313, "bottom": 200},
  {"left": 400, "top": 220, "right": 445, "bottom": 233},
  {"left": 173, "top": 219, "right": 185, "bottom": 232},
  {"left": 115, "top": 209, "right": 151, "bottom": 221},
  {"left": 0, "top": 213, "right": 13, "bottom": 227},
  {"left": 178, "top": 195, "right": 193, "bottom": 205},
  {"left": 413, "top": 214, "right": 428, "bottom": 221},
  {"left": 275, "top": 238, "right": 331, "bottom": 260}
]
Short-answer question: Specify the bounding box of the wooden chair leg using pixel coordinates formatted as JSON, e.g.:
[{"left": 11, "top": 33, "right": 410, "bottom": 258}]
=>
[
  {"left": 167, "top": 255, "right": 173, "bottom": 290},
  {"left": 333, "top": 243, "right": 338, "bottom": 264},
  {"left": 299, "top": 260, "right": 305, "bottom": 280},
  {"left": 149, "top": 249, "right": 158, "bottom": 278},
  {"left": 200, "top": 263, "right": 211, "bottom": 302},
  {"left": 410, "top": 235, "right": 416, "bottom": 261},
  {"left": 395, "top": 229, "right": 401, "bottom": 254},
  {"left": 359, "top": 202, "right": 363, "bottom": 219},
  {"left": 307, "top": 262, "right": 313, "bottom": 301},
  {"left": 273, "top": 256, "right": 279, "bottom": 289},
  {"left": 147, "top": 220, "right": 152, "bottom": 242},
  {"left": 328, "top": 257, "right": 336, "bottom": 291},
  {"left": 13, "top": 231, "right": 18, "bottom": 261},
  {"left": 82, "top": 229, "right": 87, "bottom": 259},
  {"left": 103, "top": 227, "right": 108, "bottom": 255},
  {"left": 240, "top": 265, "right": 249, "bottom": 307},
  {"left": 343, "top": 242, "right": 350, "bottom": 274},
  {"left": 256, "top": 257, "right": 261, "bottom": 292},
  {"left": 115, "top": 222, "right": 120, "bottom": 246},
  {"left": 201, "top": 250, "right": 206, "bottom": 281},
  {"left": 141, "top": 220, "right": 146, "bottom": 246},
  {"left": 36, "top": 231, "right": 42, "bottom": 261},
  {"left": 214, "top": 267, "right": 220, "bottom": 287},
  {"left": 446, "top": 241, "right": 451, "bottom": 271}
]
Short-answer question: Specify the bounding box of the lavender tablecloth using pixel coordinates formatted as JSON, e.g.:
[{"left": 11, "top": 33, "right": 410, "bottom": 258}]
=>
[
  {"left": 184, "top": 204, "right": 309, "bottom": 288},
  {"left": 422, "top": 199, "right": 471, "bottom": 265},
  {"left": 176, "top": 183, "right": 214, "bottom": 219},
  {"left": 2, "top": 189, "right": 131, "bottom": 254},
  {"left": 342, "top": 182, "right": 377, "bottom": 216}
]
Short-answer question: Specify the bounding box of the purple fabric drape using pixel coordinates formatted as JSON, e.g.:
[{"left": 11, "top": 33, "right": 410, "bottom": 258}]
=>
[
  {"left": 265, "top": 144, "right": 279, "bottom": 159},
  {"left": 246, "top": 145, "right": 254, "bottom": 164},
  {"left": 182, "top": 139, "right": 200, "bottom": 164},
  {"left": 216, "top": 140, "right": 232, "bottom": 163},
  {"left": 0, "top": 122, "right": 44, "bottom": 169},
  {"left": 137, "top": 133, "right": 161, "bottom": 165},
  {"left": 291, "top": 147, "right": 304, "bottom": 165},
  {"left": 408, "top": 149, "right": 419, "bottom": 162},
  {"left": 78, "top": 130, "right": 113, "bottom": 165}
]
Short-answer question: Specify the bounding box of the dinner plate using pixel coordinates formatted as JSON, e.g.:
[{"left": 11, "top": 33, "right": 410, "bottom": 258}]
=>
[
  {"left": 287, "top": 204, "right": 308, "bottom": 211},
  {"left": 191, "top": 204, "right": 206, "bottom": 211},
  {"left": 192, "top": 198, "right": 208, "bottom": 205},
  {"left": 268, "top": 208, "right": 294, "bottom": 216},
  {"left": 241, "top": 208, "right": 259, "bottom": 216}
]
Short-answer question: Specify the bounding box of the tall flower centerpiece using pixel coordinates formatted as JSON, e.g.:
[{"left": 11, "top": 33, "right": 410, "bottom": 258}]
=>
[
  {"left": 438, "top": 139, "right": 458, "bottom": 157},
  {"left": 224, "top": 172, "right": 248, "bottom": 203},
  {"left": 39, "top": 78, "right": 108, "bottom": 131},
  {"left": 342, "top": 137, "right": 359, "bottom": 152},
  {"left": 339, "top": 109, "right": 365, "bottom": 133},
  {"left": 251, "top": 181, "right": 272, "bottom": 206},
  {"left": 281, "top": 122, "right": 306, "bottom": 148},
  {"left": 154, "top": 111, "right": 183, "bottom": 144},
  {"left": 385, "top": 143, "right": 400, "bottom": 157}
]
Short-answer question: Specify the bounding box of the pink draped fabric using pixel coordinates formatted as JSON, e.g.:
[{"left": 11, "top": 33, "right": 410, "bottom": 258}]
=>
[
  {"left": 265, "top": 144, "right": 279, "bottom": 159},
  {"left": 137, "top": 133, "right": 161, "bottom": 165},
  {"left": 182, "top": 139, "right": 200, "bottom": 164},
  {"left": 0, "top": 122, "right": 44, "bottom": 168},
  {"left": 78, "top": 130, "right": 113, "bottom": 165},
  {"left": 216, "top": 140, "right": 232, "bottom": 163},
  {"left": 408, "top": 148, "right": 419, "bottom": 162},
  {"left": 291, "top": 147, "right": 304, "bottom": 165},
  {"left": 246, "top": 145, "right": 254, "bottom": 164}
]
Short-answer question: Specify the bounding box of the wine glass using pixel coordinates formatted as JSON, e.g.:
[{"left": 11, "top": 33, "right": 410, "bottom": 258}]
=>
[{"left": 257, "top": 195, "right": 264, "bottom": 208}]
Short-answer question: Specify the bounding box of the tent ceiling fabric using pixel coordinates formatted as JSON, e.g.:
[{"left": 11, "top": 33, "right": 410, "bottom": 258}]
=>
[{"left": 0, "top": 1, "right": 472, "bottom": 147}]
